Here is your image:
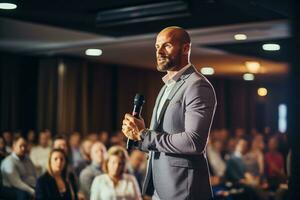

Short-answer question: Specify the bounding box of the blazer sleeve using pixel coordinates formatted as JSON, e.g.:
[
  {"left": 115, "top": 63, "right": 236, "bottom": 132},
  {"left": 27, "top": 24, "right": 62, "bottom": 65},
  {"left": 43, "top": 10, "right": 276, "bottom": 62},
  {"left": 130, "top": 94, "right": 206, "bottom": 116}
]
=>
[
  {"left": 35, "top": 177, "right": 47, "bottom": 200},
  {"left": 138, "top": 80, "right": 217, "bottom": 155}
]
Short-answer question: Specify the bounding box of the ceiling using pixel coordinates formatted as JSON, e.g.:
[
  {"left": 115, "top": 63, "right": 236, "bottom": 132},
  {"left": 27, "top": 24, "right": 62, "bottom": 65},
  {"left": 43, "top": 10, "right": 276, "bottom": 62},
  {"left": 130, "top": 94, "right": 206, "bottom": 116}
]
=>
[{"left": 0, "top": 0, "right": 291, "bottom": 79}]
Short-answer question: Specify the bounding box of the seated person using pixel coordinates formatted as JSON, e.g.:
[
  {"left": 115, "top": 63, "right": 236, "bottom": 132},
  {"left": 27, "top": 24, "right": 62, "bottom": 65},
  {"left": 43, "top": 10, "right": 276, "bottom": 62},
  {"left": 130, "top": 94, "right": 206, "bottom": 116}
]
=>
[
  {"left": 90, "top": 146, "right": 142, "bottom": 200},
  {"left": 1, "top": 136, "right": 37, "bottom": 200},
  {"left": 79, "top": 142, "right": 107, "bottom": 199},
  {"left": 35, "top": 148, "right": 78, "bottom": 200}
]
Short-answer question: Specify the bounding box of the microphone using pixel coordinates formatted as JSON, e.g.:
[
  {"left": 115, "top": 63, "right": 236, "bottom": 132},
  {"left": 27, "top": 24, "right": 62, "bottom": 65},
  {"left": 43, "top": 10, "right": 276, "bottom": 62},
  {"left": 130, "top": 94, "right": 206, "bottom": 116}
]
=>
[{"left": 126, "top": 94, "right": 145, "bottom": 150}]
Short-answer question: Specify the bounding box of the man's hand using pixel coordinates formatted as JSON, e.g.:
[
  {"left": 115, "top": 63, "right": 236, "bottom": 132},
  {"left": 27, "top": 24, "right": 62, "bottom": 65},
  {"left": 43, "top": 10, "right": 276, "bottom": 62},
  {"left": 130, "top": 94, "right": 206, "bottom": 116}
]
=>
[{"left": 122, "top": 113, "right": 146, "bottom": 141}]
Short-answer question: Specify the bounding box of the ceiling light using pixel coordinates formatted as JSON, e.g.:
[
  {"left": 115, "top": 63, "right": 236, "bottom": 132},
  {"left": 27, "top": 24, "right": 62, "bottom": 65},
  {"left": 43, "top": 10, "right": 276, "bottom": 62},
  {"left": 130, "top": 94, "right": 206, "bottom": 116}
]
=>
[
  {"left": 243, "top": 73, "right": 255, "bottom": 81},
  {"left": 234, "top": 34, "right": 247, "bottom": 41},
  {"left": 262, "top": 43, "right": 280, "bottom": 51},
  {"left": 245, "top": 61, "right": 260, "bottom": 73},
  {"left": 85, "top": 49, "right": 102, "bottom": 56},
  {"left": 0, "top": 3, "right": 17, "bottom": 9},
  {"left": 200, "top": 67, "right": 214, "bottom": 75},
  {"left": 258, "top": 87, "right": 268, "bottom": 96}
]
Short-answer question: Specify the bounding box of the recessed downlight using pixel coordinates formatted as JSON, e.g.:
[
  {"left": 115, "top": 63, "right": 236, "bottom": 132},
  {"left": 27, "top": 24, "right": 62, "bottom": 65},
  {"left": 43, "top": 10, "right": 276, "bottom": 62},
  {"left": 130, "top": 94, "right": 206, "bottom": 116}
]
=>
[
  {"left": 234, "top": 34, "right": 247, "bottom": 41},
  {"left": 0, "top": 3, "right": 17, "bottom": 10},
  {"left": 262, "top": 43, "right": 280, "bottom": 51},
  {"left": 85, "top": 49, "right": 102, "bottom": 56}
]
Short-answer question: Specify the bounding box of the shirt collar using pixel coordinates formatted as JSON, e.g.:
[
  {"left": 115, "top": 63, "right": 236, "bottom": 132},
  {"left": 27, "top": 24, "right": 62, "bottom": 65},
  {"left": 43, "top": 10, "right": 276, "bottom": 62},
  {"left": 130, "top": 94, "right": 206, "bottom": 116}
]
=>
[
  {"left": 162, "top": 63, "right": 191, "bottom": 86},
  {"left": 12, "top": 152, "right": 27, "bottom": 161}
]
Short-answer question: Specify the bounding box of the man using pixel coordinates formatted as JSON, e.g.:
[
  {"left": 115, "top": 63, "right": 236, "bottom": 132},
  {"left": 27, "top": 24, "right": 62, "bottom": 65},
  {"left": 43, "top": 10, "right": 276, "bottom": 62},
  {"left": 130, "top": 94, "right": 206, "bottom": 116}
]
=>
[
  {"left": 1, "top": 136, "right": 37, "bottom": 199},
  {"left": 79, "top": 141, "right": 107, "bottom": 200},
  {"left": 122, "top": 27, "right": 217, "bottom": 200},
  {"left": 30, "top": 131, "right": 51, "bottom": 175}
]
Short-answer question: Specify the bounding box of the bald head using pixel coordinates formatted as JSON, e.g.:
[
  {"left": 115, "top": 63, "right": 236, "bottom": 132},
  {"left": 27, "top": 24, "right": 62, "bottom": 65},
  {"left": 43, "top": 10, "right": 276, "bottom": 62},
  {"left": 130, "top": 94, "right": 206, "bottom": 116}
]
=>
[{"left": 158, "top": 26, "right": 191, "bottom": 44}]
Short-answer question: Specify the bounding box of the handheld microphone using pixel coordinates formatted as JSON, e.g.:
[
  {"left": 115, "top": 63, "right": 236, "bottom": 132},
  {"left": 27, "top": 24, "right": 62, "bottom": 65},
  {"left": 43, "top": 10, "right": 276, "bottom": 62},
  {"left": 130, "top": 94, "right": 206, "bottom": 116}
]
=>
[{"left": 126, "top": 94, "right": 145, "bottom": 150}]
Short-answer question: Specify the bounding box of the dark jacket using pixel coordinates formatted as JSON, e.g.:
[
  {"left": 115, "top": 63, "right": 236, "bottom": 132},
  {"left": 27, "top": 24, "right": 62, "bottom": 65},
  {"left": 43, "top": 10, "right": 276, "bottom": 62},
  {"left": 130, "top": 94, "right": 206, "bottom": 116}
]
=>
[{"left": 35, "top": 172, "right": 78, "bottom": 200}]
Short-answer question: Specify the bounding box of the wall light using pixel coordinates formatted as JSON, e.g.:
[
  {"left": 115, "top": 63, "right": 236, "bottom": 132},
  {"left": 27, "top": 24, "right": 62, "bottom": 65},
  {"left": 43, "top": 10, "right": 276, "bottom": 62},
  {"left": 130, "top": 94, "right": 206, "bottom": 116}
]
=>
[{"left": 258, "top": 87, "right": 268, "bottom": 96}]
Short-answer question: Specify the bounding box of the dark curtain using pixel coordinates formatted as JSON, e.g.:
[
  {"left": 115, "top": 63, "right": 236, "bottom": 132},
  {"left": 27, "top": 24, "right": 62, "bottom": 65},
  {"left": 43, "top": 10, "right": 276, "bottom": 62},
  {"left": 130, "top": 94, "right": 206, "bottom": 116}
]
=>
[
  {"left": 0, "top": 53, "right": 38, "bottom": 133},
  {"left": 37, "top": 58, "right": 58, "bottom": 133}
]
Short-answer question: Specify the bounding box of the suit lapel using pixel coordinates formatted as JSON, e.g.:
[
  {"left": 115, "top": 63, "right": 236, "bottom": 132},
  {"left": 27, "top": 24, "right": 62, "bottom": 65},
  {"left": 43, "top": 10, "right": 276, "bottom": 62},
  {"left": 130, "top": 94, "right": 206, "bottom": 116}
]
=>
[
  {"left": 155, "top": 66, "right": 196, "bottom": 127},
  {"left": 156, "top": 79, "right": 185, "bottom": 126},
  {"left": 150, "top": 85, "right": 167, "bottom": 129}
]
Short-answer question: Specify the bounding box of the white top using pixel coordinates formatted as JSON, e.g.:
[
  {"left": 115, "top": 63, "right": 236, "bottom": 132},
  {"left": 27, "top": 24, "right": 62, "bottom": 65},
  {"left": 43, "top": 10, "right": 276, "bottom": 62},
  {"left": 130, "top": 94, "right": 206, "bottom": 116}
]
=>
[
  {"left": 30, "top": 145, "right": 51, "bottom": 174},
  {"left": 90, "top": 173, "right": 142, "bottom": 200}
]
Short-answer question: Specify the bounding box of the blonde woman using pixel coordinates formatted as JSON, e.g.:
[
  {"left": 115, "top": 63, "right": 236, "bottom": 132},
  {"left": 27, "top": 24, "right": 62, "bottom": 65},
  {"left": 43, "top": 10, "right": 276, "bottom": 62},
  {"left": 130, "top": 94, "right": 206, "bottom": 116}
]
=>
[
  {"left": 35, "top": 148, "right": 77, "bottom": 200},
  {"left": 90, "top": 146, "right": 142, "bottom": 200}
]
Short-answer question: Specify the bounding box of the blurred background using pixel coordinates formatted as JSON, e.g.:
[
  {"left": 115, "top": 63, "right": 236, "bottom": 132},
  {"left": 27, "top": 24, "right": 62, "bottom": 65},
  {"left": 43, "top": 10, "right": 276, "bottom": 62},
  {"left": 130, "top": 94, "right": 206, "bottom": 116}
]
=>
[{"left": 0, "top": 0, "right": 299, "bottom": 200}]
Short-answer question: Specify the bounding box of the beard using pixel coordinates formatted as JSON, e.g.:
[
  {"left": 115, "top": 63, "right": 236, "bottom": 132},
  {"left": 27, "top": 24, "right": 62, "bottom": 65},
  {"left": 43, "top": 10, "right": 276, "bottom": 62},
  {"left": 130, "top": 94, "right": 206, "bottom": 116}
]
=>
[
  {"left": 156, "top": 55, "right": 181, "bottom": 72},
  {"left": 156, "top": 48, "right": 182, "bottom": 72}
]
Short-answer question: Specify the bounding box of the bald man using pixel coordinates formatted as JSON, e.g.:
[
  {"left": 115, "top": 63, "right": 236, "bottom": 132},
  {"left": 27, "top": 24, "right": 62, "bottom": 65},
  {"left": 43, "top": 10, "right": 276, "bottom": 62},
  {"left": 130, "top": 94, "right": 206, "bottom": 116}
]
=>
[{"left": 122, "top": 27, "right": 217, "bottom": 200}]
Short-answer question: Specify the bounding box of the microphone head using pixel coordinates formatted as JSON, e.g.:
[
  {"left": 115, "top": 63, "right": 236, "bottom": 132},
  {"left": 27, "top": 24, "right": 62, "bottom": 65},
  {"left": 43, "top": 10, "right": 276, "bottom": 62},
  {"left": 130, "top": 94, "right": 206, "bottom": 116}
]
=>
[{"left": 134, "top": 94, "right": 145, "bottom": 106}]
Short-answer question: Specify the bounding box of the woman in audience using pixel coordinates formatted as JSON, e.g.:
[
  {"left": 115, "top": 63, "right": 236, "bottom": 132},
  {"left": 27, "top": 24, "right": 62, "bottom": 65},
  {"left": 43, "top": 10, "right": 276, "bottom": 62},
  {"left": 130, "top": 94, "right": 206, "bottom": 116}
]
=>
[
  {"left": 265, "top": 136, "right": 285, "bottom": 190},
  {"left": 35, "top": 148, "right": 77, "bottom": 200},
  {"left": 90, "top": 145, "right": 142, "bottom": 200}
]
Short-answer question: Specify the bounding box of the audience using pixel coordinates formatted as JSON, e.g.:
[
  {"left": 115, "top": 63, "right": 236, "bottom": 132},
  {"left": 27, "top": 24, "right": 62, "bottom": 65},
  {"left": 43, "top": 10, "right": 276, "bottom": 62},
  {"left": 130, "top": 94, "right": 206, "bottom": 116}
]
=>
[
  {"left": 0, "top": 127, "right": 290, "bottom": 200},
  {"left": 90, "top": 146, "right": 142, "bottom": 200},
  {"left": 79, "top": 141, "right": 107, "bottom": 200},
  {"left": 35, "top": 148, "right": 78, "bottom": 200},
  {"left": 1, "top": 136, "right": 37, "bottom": 199}
]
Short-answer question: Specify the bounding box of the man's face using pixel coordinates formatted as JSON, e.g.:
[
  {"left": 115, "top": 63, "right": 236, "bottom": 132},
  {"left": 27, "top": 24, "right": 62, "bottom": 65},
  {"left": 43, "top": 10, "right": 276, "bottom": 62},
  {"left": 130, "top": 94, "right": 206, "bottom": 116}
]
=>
[
  {"left": 39, "top": 133, "right": 49, "bottom": 147},
  {"left": 155, "top": 31, "right": 182, "bottom": 72},
  {"left": 13, "top": 138, "right": 27, "bottom": 157},
  {"left": 53, "top": 139, "right": 68, "bottom": 154},
  {"left": 130, "top": 150, "right": 146, "bottom": 170},
  {"left": 91, "top": 143, "right": 107, "bottom": 165}
]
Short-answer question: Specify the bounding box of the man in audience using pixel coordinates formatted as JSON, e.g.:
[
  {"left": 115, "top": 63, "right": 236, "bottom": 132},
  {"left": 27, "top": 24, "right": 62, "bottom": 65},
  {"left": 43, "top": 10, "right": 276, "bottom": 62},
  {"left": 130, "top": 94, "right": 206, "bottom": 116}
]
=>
[
  {"left": 75, "top": 138, "right": 93, "bottom": 175},
  {"left": 69, "top": 131, "right": 82, "bottom": 168},
  {"left": 79, "top": 141, "right": 107, "bottom": 199},
  {"left": 2, "top": 131, "right": 13, "bottom": 153},
  {"left": 1, "top": 136, "right": 37, "bottom": 199},
  {"left": 30, "top": 131, "right": 51, "bottom": 175},
  {"left": 127, "top": 149, "right": 146, "bottom": 190},
  {"left": 207, "top": 139, "right": 226, "bottom": 178}
]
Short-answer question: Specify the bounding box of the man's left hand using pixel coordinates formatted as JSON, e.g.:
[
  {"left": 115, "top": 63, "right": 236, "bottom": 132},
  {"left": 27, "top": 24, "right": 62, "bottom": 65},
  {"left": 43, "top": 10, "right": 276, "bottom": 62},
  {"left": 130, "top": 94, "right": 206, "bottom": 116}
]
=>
[{"left": 122, "top": 113, "right": 146, "bottom": 141}]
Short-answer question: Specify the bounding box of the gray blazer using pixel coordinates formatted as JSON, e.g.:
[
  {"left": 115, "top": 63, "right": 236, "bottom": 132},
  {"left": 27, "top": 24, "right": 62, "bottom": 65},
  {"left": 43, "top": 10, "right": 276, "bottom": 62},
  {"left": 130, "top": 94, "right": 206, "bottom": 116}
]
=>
[{"left": 136, "top": 66, "right": 217, "bottom": 200}]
